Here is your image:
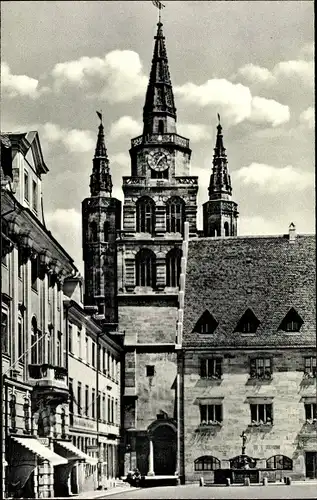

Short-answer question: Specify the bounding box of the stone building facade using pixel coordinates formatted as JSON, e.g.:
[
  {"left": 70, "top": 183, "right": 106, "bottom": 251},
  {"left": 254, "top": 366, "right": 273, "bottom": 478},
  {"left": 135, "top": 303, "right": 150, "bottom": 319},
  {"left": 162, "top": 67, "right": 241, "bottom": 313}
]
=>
[
  {"left": 180, "top": 233, "right": 316, "bottom": 482},
  {"left": 79, "top": 18, "right": 316, "bottom": 485}
]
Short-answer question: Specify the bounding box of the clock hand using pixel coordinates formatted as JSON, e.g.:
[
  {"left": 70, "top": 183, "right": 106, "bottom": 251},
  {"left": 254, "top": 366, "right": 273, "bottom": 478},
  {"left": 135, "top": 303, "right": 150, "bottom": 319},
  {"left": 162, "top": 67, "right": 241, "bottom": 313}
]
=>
[{"left": 156, "top": 154, "right": 165, "bottom": 165}]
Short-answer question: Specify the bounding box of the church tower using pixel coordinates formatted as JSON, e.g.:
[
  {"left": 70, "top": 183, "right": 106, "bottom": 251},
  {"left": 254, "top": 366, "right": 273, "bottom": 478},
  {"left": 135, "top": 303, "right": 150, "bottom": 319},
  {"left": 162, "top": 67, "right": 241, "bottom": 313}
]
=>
[
  {"left": 118, "top": 20, "right": 198, "bottom": 477},
  {"left": 203, "top": 116, "right": 238, "bottom": 237},
  {"left": 82, "top": 116, "right": 121, "bottom": 323}
]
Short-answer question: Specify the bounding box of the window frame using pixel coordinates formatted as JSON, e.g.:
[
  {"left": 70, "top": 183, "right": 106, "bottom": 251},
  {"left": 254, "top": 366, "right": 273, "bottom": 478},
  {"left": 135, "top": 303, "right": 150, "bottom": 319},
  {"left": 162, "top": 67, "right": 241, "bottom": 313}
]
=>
[
  {"left": 135, "top": 249, "right": 156, "bottom": 288},
  {"left": 136, "top": 197, "right": 156, "bottom": 234},
  {"left": 194, "top": 456, "right": 221, "bottom": 471},
  {"left": 166, "top": 196, "right": 185, "bottom": 234},
  {"left": 304, "top": 403, "right": 316, "bottom": 422},
  {"left": 266, "top": 455, "right": 293, "bottom": 470},
  {"left": 24, "top": 170, "right": 29, "bottom": 202},
  {"left": 250, "top": 403, "right": 273, "bottom": 425},
  {"left": 200, "top": 358, "right": 222, "bottom": 379},
  {"left": 199, "top": 404, "right": 223, "bottom": 425},
  {"left": 250, "top": 357, "right": 273, "bottom": 379},
  {"left": 166, "top": 247, "right": 181, "bottom": 288},
  {"left": 32, "top": 179, "right": 38, "bottom": 213},
  {"left": 1, "top": 306, "right": 10, "bottom": 356}
]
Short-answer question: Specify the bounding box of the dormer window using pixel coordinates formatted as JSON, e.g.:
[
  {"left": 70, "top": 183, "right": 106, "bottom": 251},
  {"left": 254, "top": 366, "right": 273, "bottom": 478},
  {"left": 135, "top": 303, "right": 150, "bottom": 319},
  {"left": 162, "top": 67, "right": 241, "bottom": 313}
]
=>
[
  {"left": 234, "top": 308, "right": 260, "bottom": 334},
  {"left": 193, "top": 310, "right": 219, "bottom": 334},
  {"left": 278, "top": 307, "right": 303, "bottom": 332}
]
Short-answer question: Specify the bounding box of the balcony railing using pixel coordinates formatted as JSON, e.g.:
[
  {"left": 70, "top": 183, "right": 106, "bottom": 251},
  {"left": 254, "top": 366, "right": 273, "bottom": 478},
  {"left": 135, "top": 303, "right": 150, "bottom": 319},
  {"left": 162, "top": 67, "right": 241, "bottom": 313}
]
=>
[
  {"left": 131, "top": 133, "right": 190, "bottom": 149},
  {"left": 28, "top": 364, "right": 67, "bottom": 384},
  {"left": 122, "top": 176, "right": 198, "bottom": 187}
]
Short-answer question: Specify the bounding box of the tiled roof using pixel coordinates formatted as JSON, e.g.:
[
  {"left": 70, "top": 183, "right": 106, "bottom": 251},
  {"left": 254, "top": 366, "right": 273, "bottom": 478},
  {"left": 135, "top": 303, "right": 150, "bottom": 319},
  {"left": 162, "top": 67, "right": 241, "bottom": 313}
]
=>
[{"left": 183, "top": 234, "right": 316, "bottom": 348}]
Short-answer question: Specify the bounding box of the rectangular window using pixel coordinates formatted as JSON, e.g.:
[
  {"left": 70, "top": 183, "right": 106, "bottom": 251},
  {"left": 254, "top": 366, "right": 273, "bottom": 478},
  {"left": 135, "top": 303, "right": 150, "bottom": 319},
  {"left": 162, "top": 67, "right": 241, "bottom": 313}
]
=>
[
  {"left": 18, "top": 250, "right": 23, "bottom": 278},
  {"left": 85, "top": 336, "right": 89, "bottom": 363},
  {"left": 31, "top": 257, "right": 38, "bottom": 291},
  {"left": 32, "top": 180, "right": 38, "bottom": 212},
  {"left": 85, "top": 385, "right": 89, "bottom": 417},
  {"left": 200, "top": 404, "right": 222, "bottom": 424},
  {"left": 68, "top": 324, "right": 73, "bottom": 353},
  {"left": 57, "top": 331, "right": 62, "bottom": 366},
  {"left": 91, "top": 389, "right": 96, "bottom": 419},
  {"left": 250, "top": 358, "right": 272, "bottom": 379},
  {"left": 111, "top": 398, "right": 114, "bottom": 424},
  {"left": 304, "top": 357, "right": 317, "bottom": 377},
  {"left": 102, "top": 393, "right": 106, "bottom": 422},
  {"left": 18, "top": 317, "right": 23, "bottom": 359},
  {"left": 146, "top": 365, "right": 155, "bottom": 377},
  {"left": 69, "top": 378, "right": 74, "bottom": 424},
  {"left": 77, "top": 382, "right": 82, "bottom": 416},
  {"left": 107, "top": 395, "right": 111, "bottom": 423},
  {"left": 305, "top": 403, "right": 316, "bottom": 422},
  {"left": 24, "top": 170, "right": 29, "bottom": 202},
  {"left": 97, "top": 345, "right": 101, "bottom": 369},
  {"left": 200, "top": 358, "right": 222, "bottom": 379},
  {"left": 97, "top": 391, "right": 101, "bottom": 420},
  {"left": 250, "top": 403, "right": 273, "bottom": 425},
  {"left": 1, "top": 308, "right": 9, "bottom": 355},
  {"left": 108, "top": 352, "right": 111, "bottom": 377},
  {"left": 77, "top": 328, "right": 82, "bottom": 358},
  {"left": 92, "top": 342, "right": 95, "bottom": 368},
  {"left": 103, "top": 348, "right": 106, "bottom": 374}
]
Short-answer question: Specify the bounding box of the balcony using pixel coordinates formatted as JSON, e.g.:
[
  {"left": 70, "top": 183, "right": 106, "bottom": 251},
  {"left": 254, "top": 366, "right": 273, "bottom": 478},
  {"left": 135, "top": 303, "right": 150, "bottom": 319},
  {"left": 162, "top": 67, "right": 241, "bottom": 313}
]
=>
[
  {"left": 122, "top": 175, "right": 198, "bottom": 188},
  {"left": 131, "top": 133, "right": 190, "bottom": 149},
  {"left": 28, "top": 364, "right": 69, "bottom": 406}
]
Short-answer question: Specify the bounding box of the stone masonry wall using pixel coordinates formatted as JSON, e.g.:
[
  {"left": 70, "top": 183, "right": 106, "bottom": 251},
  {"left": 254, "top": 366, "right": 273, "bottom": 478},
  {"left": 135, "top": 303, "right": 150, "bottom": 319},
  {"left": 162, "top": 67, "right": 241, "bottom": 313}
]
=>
[{"left": 183, "top": 348, "right": 317, "bottom": 482}]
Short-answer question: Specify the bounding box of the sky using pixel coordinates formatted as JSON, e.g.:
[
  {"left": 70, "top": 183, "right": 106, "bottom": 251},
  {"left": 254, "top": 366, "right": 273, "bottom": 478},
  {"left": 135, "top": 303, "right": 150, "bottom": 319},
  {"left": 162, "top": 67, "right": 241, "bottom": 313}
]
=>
[{"left": 1, "top": 0, "right": 314, "bottom": 273}]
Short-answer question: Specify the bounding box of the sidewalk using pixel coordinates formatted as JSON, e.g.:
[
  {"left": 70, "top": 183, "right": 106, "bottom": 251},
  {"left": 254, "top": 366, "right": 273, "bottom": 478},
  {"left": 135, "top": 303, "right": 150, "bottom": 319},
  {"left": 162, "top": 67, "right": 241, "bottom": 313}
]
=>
[{"left": 54, "top": 485, "right": 138, "bottom": 500}]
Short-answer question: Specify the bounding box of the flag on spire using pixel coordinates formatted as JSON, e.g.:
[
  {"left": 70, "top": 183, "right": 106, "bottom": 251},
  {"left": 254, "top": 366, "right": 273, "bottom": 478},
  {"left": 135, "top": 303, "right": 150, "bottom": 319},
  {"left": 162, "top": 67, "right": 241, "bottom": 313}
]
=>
[
  {"left": 152, "top": 0, "right": 165, "bottom": 10},
  {"left": 96, "top": 110, "right": 102, "bottom": 122}
]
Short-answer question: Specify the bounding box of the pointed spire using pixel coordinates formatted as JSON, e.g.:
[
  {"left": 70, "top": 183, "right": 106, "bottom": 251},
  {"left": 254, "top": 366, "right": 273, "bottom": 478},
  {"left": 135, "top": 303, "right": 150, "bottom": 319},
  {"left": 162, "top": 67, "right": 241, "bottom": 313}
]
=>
[
  {"left": 143, "top": 21, "right": 177, "bottom": 136},
  {"left": 208, "top": 115, "right": 232, "bottom": 200},
  {"left": 90, "top": 113, "right": 112, "bottom": 196}
]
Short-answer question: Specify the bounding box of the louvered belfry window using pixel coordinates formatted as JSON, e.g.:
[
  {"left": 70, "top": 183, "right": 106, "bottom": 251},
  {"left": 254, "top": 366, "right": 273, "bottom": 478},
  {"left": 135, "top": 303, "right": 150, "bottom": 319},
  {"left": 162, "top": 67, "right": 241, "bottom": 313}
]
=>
[
  {"left": 166, "top": 197, "right": 185, "bottom": 234},
  {"left": 137, "top": 197, "right": 155, "bottom": 234}
]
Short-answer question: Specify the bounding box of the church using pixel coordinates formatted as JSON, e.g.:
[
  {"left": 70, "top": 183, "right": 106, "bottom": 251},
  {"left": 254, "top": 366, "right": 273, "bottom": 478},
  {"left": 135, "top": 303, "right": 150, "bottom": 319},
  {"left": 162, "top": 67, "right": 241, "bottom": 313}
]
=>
[{"left": 81, "top": 20, "right": 316, "bottom": 483}]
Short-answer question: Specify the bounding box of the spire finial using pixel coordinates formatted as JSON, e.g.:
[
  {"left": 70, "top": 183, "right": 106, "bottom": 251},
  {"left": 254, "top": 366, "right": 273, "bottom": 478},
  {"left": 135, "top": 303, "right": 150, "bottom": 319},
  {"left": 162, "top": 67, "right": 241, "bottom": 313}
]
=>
[
  {"left": 217, "top": 113, "right": 221, "bottom": 125},
  {"left": 96, "top": 110, "right": 103, "bottom": 124},
  {"left": 152, "top": 0, "right": 165, "bottom": 23}
]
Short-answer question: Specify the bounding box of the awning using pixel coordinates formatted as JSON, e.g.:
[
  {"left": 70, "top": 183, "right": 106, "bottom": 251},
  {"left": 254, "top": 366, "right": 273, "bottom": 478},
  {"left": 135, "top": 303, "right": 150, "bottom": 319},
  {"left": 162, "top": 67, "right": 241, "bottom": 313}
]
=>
[
  {"left": 11, "top": 436, "right": 67, "bottom": 466},
  {"left": 54, "top": 440, "right": 98, "bottom": 465}
]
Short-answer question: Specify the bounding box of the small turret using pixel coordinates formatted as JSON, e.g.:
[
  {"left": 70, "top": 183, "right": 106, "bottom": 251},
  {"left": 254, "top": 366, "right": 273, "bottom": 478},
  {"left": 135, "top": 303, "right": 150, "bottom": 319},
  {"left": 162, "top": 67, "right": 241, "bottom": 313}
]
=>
[{"left": 90, "top": 113, "right": 113, "bottom": 196}]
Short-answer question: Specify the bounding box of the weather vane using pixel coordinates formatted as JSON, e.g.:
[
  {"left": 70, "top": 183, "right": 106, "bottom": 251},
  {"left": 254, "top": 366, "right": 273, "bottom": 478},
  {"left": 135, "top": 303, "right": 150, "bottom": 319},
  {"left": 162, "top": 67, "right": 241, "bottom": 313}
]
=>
[{"left": 152, "top": 0, "right": 165, "bottom": 23}]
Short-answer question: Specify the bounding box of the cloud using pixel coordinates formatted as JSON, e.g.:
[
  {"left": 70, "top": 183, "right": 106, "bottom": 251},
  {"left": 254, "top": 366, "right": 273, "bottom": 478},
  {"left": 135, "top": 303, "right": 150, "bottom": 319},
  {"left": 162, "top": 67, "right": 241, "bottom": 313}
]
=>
[
  {"left": 45, "top": 208, "right": 83, "bottom": 272},
  {"left": 234, "top": 162, "right": 313, "bottom": 193},
  {"left": 175, "top": 78, "right": 289, "bottom": 127},
  {"left": 237, "top": 59, "right": 313, "bottom": 88},
  {"left": 237, "top": 64, "right": 275, "bottom": 85},
  {"left": 41, "top": 122, "right": 95, "bottom": 153},
  {"left": 249, "top": 96, "right": 290, "bottom": 127},
  {"left": 1, "top": 62, "right": 48, "bottom": 99},
  {"left": 109, "top": 116, "right": 141, "bottom": 139},
  {"left": 175, "top": 79, "right": 252, "bottom": 125},
  {"left": 178, "top": 123, "right": 212, "bottom": 143},
  {"left": 299, "top": 107, "right": 314, "bottom": 129},
  {"left": 51, "top": 50, "right": 148, "bottom": 103}
]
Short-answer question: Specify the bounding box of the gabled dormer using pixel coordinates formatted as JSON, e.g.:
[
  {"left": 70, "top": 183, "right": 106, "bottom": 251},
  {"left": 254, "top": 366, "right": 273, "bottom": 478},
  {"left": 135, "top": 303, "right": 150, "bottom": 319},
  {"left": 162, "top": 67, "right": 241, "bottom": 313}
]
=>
[
  {"left": 278, "top": 307, "right": 303, "bottom": 332},
  {"left": 7, "top": 131, "right": 48, "bottom": 224},
  {"left": 234, "top": 308, "right": 260, "bottom": 334},
  {"left": 192, "top": 310, "right": 219, "bottom": 334}
]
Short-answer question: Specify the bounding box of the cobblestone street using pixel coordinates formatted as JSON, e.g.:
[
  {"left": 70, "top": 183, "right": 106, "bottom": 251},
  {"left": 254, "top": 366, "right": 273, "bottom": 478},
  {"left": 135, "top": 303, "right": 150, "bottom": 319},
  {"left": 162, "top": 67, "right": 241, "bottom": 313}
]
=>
[{"left": 101, "top": 483, "right": 317, "bottom": 500}]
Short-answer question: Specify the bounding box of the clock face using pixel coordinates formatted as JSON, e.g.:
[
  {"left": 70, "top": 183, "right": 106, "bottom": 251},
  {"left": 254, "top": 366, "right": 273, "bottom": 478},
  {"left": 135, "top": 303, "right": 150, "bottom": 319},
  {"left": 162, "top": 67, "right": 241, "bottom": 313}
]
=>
[{"left": 147, "top": 150, "right": 172, "bottom": 171}]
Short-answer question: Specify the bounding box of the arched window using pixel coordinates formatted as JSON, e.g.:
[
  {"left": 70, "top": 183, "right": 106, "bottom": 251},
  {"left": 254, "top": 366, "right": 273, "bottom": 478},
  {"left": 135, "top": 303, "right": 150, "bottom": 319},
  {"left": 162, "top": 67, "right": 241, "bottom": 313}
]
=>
[
  {"left": 166, "top": 197, "right": 185, "bottom": 234},
  {"left": 89, "top": 221, "right": 97, "bottom": 241},
  {"left": 194, "top": 456, "right": 221, "bottom": 471},
  {"left": 136, "top": 249, "right": 156, "bottom": 287},
  {"left": 166, "top": 248, "right": 182, "bottom": 287},
  {"left": 266, "top": 455, "right": 293, "bottom": 470},
  {"left": 104, "top": 221, "right": 109, "bottom": 242},
  {"left": 224, "top": 222, "right": 229, "bottom": 237},
  {"left": 31, "top": 316, "right": 38, "bottom": 364},
  {"left": 158, "top": 120, "right": 165, "bottom": 134},
  {"left": 136, "top": 197, "right": 155, "bottom": 234}
]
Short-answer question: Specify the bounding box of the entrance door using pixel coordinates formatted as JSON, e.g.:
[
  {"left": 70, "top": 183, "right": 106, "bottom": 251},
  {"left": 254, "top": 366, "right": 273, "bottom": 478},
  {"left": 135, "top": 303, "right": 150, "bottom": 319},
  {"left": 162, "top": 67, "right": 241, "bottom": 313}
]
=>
[
  {"left": 305, "top": 452, "right": 317, "bottom": 479},
  {"left": 153, "top": 425, "right": 176, "bottom": 476}
]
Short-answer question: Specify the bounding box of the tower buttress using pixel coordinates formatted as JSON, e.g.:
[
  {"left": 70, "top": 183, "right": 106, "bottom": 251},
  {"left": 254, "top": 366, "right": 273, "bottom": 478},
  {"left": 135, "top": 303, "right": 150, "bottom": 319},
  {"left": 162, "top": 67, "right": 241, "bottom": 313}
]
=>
[
  {"left": 82, "top": 114, "right": 121, "bottom": 323},
  {"left": 203, "top": 115, "right": 238, "bottom": 237}
]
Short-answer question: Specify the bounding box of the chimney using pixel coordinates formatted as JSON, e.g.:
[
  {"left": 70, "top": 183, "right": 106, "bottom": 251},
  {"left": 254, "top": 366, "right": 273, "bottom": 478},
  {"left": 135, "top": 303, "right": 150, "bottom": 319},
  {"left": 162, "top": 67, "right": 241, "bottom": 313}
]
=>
[{"left": 289, "top": 222, "right": 296, "bottom": 243}]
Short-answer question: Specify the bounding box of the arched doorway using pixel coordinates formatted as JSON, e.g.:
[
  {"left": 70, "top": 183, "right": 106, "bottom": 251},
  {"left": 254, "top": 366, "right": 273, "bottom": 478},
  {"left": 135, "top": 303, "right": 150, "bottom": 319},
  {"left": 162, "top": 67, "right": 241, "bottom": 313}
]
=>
[{"left": 148, "top": 418, "right": 177, "bottom": 476}]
